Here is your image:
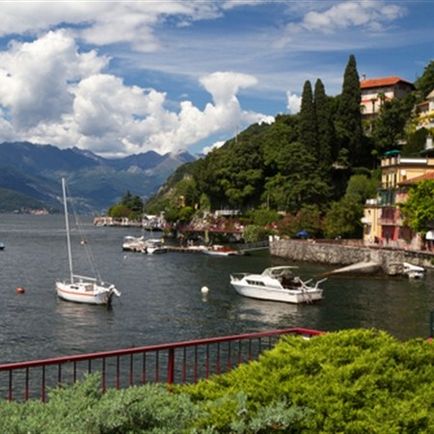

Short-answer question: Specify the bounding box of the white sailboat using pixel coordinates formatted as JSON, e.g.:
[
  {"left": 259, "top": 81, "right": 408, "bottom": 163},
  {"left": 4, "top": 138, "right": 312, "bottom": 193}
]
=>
[{"left": 55, "top": 178, "right": 121, "bottom": 305}]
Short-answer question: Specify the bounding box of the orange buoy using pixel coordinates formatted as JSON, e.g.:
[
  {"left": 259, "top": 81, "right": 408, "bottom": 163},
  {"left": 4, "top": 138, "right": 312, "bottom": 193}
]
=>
[{"left": 16, "top": 287, "right": 26, "bottom": 294}]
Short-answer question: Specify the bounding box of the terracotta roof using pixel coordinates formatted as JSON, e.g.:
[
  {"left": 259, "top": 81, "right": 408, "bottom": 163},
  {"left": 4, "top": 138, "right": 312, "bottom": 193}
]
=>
[
  {"left": 360, "top": 76, "right": 414, "bottom": 89},
  {"left": 399, "top": 171, "right": 434, "bottom": 186}
]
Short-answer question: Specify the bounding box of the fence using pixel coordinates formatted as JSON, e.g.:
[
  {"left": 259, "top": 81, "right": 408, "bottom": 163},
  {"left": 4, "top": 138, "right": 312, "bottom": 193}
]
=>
[{"left": 0, "top": 327, "right": 322, "bottom": 402}]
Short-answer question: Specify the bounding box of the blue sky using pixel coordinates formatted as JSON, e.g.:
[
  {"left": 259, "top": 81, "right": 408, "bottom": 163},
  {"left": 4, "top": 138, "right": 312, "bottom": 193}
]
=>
[{"left": 0, "top": 1, "right": 432, "bottom": 157}]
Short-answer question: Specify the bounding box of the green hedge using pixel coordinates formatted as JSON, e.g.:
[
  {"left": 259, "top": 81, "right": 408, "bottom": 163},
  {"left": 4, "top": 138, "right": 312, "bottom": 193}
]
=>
[{"left": 1, "top": 329, "right": 433, "bottom": 433}]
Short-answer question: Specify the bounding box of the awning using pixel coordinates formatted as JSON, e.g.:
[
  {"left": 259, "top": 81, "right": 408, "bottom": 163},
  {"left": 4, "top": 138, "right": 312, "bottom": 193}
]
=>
[{"left": 426, "top": 230, "right": 434, "bottom": 240}]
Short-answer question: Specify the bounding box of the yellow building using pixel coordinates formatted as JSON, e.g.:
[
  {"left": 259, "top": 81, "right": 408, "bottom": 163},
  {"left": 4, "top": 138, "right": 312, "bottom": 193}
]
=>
[{"left": 363, "top": 151, "right": 434, "bottom": 248}]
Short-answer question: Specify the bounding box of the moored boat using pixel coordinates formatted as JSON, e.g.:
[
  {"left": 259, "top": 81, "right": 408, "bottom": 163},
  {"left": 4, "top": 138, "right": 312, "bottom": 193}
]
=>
[
  {"left": 403, "top": 262, "right": 425, "bottom": 279},
  {"left": 203, "top": 245, "right": 241, "bottom": 256},
  {"left": 230, "top": 266, "right": 326, "bottom": 304},
  {"left": 55, "top": 178, "right": 121, "bottom": 305}
]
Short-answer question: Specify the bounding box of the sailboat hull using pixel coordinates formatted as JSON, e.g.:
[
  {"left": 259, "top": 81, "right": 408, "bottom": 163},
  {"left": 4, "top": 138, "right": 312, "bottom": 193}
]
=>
[{"left": 56, "top": 281, "right": 114, "bottom": 305}]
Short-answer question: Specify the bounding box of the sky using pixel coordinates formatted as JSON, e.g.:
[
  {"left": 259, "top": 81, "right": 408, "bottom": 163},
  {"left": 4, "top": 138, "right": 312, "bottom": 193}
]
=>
[{"left": 0, "top": 1, "right": 432, "bottom": 158}]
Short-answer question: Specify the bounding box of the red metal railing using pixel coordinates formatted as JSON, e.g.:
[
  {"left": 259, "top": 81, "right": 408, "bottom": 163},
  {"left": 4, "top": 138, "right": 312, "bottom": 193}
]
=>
[{"left": 0, "top": 327, "right": 322, "bottom": 402}]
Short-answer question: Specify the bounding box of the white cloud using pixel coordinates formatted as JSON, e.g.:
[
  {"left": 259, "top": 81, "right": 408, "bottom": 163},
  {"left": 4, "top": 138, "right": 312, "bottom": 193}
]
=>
[
  {"left": 0, "top": 2, "right": 221, "bottom": 53},
  {"left": 0, "top": 30, "right": 108, "bottom": 129},
  {"left": 0, "top": 31, "right": 272, "bottom": 157},
  {"left": 280, "top": 1, "right": 406, "bottom": 46},
  {"left": 202, "top": 140, "right": 225, "bottom": 155},
  {"left": 286, "top": 92, "right": 301, "bottom": 114}
]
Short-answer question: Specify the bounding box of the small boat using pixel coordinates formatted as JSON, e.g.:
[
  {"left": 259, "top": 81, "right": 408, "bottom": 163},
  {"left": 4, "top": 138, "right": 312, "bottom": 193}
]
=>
[
  {"left": 122, "top": 235, "right": 145, "bottom": 252},
  {"left": 230, "top": 266, "right": 326, "bottom": 304},
  {"left": 56, "top": 178, "right": 121, "bottom": 305},
  {"left": 0, "top": 242, "right": 4, "bottom": 250},
  {"left": 203, "top": 245, "right": 241, "bottom": 256},
  {"left": 403, "top": 262, "right": 425, "bottom": 280},
  {"left": 144, "top": 238, "right": 167, "bottom": 254}
]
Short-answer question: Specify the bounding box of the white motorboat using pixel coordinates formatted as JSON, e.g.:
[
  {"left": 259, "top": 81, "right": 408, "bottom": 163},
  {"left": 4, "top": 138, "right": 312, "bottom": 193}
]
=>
[
  {"left": 203, "top": 245, "right": 241, "bottom": 256},
  {"left": 56, "top": 178, "right": 121, "bottom": 305},
  {"left": 230, "top": 266, "right": 326, "bottom": 304},
  {"left": 122, "top": 235, "right": 146, "bottom": 252},
  {"left": 144, "top": 238, "right": 167, "bottom": 254},
  {"left": 403, "top": 262, "right": 425, "bottom": 279}
]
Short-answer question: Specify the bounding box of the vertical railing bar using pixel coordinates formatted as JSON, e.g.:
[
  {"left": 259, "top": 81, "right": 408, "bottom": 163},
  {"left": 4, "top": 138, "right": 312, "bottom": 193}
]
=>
[
  {"left": 141, "top": 352, "right": 147, "bottom": 384},
  {"left": 194, "top": 346, "right": 198, "bottom": 383},
  {"left": 238, "top": 340, "right": 242, "bottom": 365},
  {"left": 129, "top": 354, "right": 134, "bottom": 386},
  {"left": 41, "top": 366, "right": 46, "bottom": 403},
  {"left": 102, "top": 358, "right": 106, "bottom": 393},
  {"left": 182, "top": 347, "right": 187, "bottom": 383},
  {"left": 73, "top": 361, "right": 77, "bottom": 383},
  {"left": 248, "top": 339, "right": 252, "bottom": 361},
  {"left": 8, "top": 370, "right": 13, "bottom": 402},
  {"left": 155, "top": 351, "right": 160, "bottom": 383},
  {"left": 25, "top": 367, "right": 29, "bottom": 401},
  {"left": 216, "top": 342, "right": 221, "bottom": 374},
  {"left": 227, "top": 341, "right": 232, "bottom": 371},
  {"left": 88, "top": 359, "right": 92, "bottom": 374},
  {"left": 205, "top": 344, "right": 210, "bottom": 378},
  {"left": 116, "top": 356, "right": 120, "bottom": 389},
  {"left": 167, "top": 348, "right": 175, "bottom": 384},
  {"left": 57, "top": 364, "right": 62, "bottom": 388}
]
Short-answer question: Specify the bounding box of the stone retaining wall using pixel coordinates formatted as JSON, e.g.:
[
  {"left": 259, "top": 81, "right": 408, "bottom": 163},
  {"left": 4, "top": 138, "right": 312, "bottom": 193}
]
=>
[{"left": 270, "top": 238, "right": 434, "bottom": 275}]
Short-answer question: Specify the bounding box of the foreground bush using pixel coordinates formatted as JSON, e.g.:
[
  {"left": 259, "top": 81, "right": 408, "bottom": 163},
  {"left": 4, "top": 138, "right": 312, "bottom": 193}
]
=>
[
  {"left": 183, "top": 329, "right": 434, "bottom": 432},
  {"left": 1, "top": 329, "right": 433, "bottom": 433}
]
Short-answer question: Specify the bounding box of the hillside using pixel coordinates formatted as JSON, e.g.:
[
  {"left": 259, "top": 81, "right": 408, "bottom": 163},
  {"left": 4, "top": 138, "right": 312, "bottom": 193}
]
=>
[{"left": 0, "top": 142, "right": 195, "bottom": 213}]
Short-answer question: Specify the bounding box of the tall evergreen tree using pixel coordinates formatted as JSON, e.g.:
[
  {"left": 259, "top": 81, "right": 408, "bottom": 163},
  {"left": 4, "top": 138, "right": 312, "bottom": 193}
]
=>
[
  {"left": 299, "top": 80, "right": 318, "bottom": 155},
  {"left": 335, "top": 55, "right": 363, "bottom": 166},
  {"left": 314, "top": 79, "right": 333, "bottom": 167}
]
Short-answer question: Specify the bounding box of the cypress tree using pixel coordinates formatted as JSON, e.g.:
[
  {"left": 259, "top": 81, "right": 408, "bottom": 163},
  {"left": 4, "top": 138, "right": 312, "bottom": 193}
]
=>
[
  {"left": 299, "top": 80, "right": 318, "bottom": 155},
  {"left": 314, "top": 79, "right": 333, "bottom": 167},
  {"left": 336, "top": 55, "right": 363, "bottom": 165}
]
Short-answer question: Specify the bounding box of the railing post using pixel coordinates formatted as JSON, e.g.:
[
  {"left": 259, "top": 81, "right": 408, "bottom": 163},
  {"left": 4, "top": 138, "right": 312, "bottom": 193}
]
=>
[
  {"left": 430, "top": 311, "right": 434, "bottom": 338},
  {"left": 167, "top": 348, "right": 175, "bottom": 384}
]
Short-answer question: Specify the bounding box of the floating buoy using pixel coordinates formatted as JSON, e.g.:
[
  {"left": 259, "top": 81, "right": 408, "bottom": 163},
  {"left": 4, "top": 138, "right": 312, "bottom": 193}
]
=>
[
  {"left": 16, "top": 287, "right": 26, "bottom": 294},
  {"left": 201, "top": 286, "right": 209, "bottom": 295}
]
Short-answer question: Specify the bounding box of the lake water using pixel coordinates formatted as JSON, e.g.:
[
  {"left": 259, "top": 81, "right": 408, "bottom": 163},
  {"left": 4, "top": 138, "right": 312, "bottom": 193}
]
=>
[{"left": 0, "top": 214, "right": 433, "bottom": 364}]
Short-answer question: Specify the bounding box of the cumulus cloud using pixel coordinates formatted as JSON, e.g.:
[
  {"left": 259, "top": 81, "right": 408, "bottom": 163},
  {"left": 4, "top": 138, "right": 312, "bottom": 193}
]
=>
[
  {"left": 0, "top": 31, "right": 107, "bottom": 129},
  {"left": 0, "top": 31, "right": 272, "bottom": 157},
  {"left": 0, "top": 2, "right": 221, "bottom": 53},
  {"left": 280, "top": 1, "right": 406, "bottom": 46},
  {"left": 286, "top": 92, "right": 301, "bottom": 114}
]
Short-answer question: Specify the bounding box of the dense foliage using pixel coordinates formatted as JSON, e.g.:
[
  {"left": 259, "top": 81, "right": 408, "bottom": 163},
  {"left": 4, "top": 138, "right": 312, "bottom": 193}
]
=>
[
  {"left": 400, "top": 179, "right": 434, "bottom": 233},
  {"left": 3, "top": 329, "right": 434, "bottom": 433},
  {"left": 107, "top": 191, "right": 144, "bottom": 220},
  {"left": 141, "top": 57, "right": 433, "bottom": 239}
]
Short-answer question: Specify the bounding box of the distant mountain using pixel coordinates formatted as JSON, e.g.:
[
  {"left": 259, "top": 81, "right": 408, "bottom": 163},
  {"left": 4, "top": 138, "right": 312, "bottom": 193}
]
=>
[{"left": 0, "top": 142, "right": 196, "bottom": 212}]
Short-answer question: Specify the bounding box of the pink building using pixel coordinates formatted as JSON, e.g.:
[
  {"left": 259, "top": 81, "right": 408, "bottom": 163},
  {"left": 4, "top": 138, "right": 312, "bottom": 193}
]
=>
[{"left": 360, "top": 76, "right": 414, "bottom": 120}]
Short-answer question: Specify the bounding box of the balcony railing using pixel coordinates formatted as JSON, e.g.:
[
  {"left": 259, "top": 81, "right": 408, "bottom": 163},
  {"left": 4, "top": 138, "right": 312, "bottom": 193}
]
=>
[{"left": 0, "top": 327, "right": 322, "bottom": 402}]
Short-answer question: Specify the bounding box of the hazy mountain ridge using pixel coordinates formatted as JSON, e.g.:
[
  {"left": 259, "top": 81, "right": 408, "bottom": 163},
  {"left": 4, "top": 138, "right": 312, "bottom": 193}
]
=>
[{"left": 0, "top": 142, "right": 196, "bottom": 212}]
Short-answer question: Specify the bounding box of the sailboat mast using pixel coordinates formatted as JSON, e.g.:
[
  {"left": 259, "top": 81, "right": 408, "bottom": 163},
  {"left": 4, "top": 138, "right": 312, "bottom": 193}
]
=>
[{"left": 61, "top": 177, "right": 74, "bottom": 283}]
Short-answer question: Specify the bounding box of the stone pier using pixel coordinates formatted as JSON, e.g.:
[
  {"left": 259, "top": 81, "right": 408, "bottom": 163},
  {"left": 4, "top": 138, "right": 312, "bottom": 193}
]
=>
[{"left": 269, "top": 238, "right": 433, "bottom": 275}]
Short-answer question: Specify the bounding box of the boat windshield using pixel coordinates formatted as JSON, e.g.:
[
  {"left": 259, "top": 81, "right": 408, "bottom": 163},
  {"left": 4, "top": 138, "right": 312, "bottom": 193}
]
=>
[{"left": 262, "top": 267, "right": 298, "bottom": 279}]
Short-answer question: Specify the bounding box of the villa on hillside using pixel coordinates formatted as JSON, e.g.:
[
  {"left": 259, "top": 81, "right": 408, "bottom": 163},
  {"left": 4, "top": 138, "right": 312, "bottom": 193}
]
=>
[
  {"left": 362, "top": 149, "right": 434, "bottom": 250},
  {"left": 415, "top": 89, "right": 434, "bottom": 150},
  {"left": 360, "top": 76, "right": 414, "bottom": 122}
]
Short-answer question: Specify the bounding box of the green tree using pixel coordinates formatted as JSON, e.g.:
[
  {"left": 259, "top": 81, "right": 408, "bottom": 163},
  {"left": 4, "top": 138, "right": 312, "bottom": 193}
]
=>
[
  {"left": 324, "top": 195, "right": 363, "bottom": 238},
  {"left": 335, "top": 55, "right": 364, "bottom": 166},
  {"left": 414, "top": 60, "right": 434, "bottom": 99},
  {"left": 371, "top": 94, "right": 416, "bottom": 153},
  {"left": 400, "top": 180, "right": 434, "bottom": 233},
  {"left": 108, "top": 204, "right": 131, "bottom": 219},
  {"left": 314, "top": 78, "right": 334, "bottom": 168},
  {"left": 345, "top": 174, "right": 378, "bottom": 203},
  {"left": 299, "top": 80, "right": 318, "bottom": 155}
]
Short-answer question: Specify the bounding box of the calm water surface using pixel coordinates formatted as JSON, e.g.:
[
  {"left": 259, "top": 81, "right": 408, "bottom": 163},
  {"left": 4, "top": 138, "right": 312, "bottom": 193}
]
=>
[{"left": 0, "top": 214, "right": 433, "bottom": 363}]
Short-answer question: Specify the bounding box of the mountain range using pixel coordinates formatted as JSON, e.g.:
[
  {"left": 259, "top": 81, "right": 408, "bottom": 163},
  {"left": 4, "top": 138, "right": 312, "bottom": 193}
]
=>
[{"left": 0, "top": 142, "right": 195, "bottom": 213}]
